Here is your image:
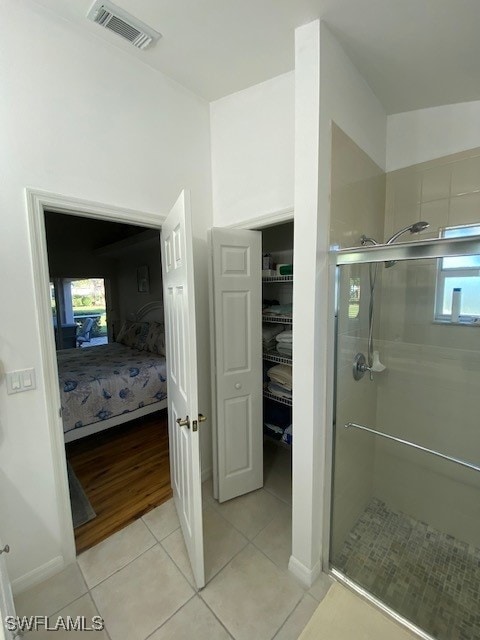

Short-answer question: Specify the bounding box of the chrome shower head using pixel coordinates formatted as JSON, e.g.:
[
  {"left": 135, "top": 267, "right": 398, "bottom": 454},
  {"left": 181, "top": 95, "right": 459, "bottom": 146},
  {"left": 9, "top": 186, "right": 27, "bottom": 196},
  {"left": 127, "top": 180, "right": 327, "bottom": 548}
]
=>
[
  {"left": 386, "top": 221, "right": 429, "bottom": 245},
  {"left": 410, "top": 221, "right": 430, "bottom": 234},
  {"left": 384, "top": 221, "right": 430, "bottom": 267}
]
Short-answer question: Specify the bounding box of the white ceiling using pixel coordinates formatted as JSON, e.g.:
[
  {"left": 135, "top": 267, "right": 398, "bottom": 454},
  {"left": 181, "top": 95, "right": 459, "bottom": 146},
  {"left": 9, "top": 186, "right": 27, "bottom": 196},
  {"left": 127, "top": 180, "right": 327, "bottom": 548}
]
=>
[{"left": 31, "top": 0, "right": 480, "bottom": 113}]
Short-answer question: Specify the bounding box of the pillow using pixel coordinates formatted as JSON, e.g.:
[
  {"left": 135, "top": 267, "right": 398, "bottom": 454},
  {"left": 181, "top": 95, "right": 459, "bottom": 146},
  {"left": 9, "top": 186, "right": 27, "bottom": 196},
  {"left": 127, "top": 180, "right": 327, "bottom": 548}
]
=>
[
  {"left": 143, "top": 321, "right": 166, "bottom": 356},
  {"left": 118, "top": 322, "right": 149, "bottom": 350}
]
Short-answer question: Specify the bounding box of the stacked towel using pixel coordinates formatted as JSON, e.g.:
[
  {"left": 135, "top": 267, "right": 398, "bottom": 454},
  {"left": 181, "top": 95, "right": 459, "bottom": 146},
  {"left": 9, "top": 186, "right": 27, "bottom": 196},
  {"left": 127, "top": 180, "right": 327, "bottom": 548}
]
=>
[
  {"left": 267, "top": 381, "right": 292, "bottom": 399},
  {"left": 266, "top": 363, "right": 292, "bottom": 399},
  {"left": 275, "top": 329, "right": 292, "bottom": 356},
  {"left": 267, "top": 364, "right": 292, "bottom": 390},
  {"left": 263, "top": 303, "right": 293, "bottom": 318},
  {"left": 263, "top": 323, "right": 284, "bottom": 350}
]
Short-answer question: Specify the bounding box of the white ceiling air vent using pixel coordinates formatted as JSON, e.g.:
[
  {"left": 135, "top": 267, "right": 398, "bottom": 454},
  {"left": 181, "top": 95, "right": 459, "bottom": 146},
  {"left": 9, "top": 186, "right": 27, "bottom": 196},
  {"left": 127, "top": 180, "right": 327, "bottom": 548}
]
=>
[{"left": 87, "top": 0, "right": 161, "bottom": 50}]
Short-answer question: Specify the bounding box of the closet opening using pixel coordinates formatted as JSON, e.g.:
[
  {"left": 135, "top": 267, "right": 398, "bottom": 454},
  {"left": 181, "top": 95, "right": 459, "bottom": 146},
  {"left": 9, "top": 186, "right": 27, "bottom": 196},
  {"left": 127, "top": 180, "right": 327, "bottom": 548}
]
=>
[
  {"left": 261, "top": 221, "right": 294, "bottom": 508},
  {"left": 209, "top": 218, "right": 294, "bottom": 575}
]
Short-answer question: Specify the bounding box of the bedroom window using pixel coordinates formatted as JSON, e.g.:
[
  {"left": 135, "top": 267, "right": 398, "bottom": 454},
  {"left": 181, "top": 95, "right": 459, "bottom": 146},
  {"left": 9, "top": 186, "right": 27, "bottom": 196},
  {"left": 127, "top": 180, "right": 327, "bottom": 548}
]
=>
[
  {"left": 435, "top": 224, "right": 480, "bottom": 323},
  {"left": 71, "top": 278, "right": 108, "bottom": 346}
]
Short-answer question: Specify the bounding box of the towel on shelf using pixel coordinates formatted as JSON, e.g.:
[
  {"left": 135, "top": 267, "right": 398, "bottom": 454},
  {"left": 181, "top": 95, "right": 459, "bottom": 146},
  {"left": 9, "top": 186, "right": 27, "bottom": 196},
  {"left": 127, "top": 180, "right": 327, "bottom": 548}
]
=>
[
  {"left": 264, "top": 339, "right": 278, "bottom": 350},
  {"left": 276, "top": 330, "right": 292, "bottom": 343},
  {"left": 267, "top": 381, "right": 292, "bottom": 399},
  {"left": 262, "top": 323, "right": 284, "bottom": 343},
  {"left": 276, "top": 343, "right": 292, "bottom": 356},
  {"left": 267, "top": 364, "right": 292, "bottom": 390},
  {"left": 263, "top": 304, "right": 293, "bottom": 317}
]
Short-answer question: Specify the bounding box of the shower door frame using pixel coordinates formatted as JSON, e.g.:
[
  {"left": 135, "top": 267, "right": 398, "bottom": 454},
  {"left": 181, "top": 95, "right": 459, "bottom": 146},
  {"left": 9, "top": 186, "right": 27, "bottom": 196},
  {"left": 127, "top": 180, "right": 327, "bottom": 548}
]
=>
[{"left": 323, "top": 233, "right": 480, "bottom": 640}]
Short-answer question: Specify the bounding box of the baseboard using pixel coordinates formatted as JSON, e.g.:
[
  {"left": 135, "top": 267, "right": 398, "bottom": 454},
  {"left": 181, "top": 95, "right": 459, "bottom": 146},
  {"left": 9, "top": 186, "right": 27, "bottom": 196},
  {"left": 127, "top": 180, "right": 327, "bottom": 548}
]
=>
[
  {"left": 11, "top": 555, "right": 66, "bottom": 596},
  {"left": 288, "top": 555, "right": 322, "bottom": 588},
  {"left": 201, "top": 466, "right": 212, "bottom": 483}
]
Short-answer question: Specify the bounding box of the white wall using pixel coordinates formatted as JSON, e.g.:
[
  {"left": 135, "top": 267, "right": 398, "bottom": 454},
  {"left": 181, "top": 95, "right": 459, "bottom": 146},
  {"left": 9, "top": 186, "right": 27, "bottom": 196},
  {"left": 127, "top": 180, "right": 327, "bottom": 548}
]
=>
[
  {"left": 113, "top": 240, "right": 163, "bottom": 330},
  {"left": 387, "top": 100, "right": 480, "bottom": 171},
  {"left": 0, "top": 0, "right": 212, "bottom": 590},
  {"left": 210, "top": 72, "right": 294, "bottom": 227},
  {"left": 290, "top": 21, "right": 387, "bottom": 584}
]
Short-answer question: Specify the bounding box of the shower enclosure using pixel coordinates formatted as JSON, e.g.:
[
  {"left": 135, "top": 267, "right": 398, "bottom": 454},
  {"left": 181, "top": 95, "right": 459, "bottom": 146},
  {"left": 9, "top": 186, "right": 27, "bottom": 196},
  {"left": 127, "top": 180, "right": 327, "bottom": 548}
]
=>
[{"left": 328, "top": 233, "right": 480, "bottom": 640}]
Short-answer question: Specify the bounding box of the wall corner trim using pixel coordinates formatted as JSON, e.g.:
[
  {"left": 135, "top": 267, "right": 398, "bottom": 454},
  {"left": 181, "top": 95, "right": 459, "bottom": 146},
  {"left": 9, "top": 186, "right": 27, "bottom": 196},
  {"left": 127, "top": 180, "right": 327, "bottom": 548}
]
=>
[{"left": 288, "top": 555, "right": 321, "bottom": 588}]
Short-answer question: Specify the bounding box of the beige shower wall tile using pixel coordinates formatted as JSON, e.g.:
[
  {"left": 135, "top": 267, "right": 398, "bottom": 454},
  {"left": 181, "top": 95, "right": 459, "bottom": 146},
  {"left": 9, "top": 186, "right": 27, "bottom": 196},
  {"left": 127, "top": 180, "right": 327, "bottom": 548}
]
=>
[
  {"left": 392, "top": 203, "right": 421, "bottom": 239},
  {"left": 451, "top": 155, "right": 480, "bottom": 196},
  {"left": 389, "top": 168, "right": 422, "bottom": 209},
  {"left": 449, "top": 192, "right": 480, "bottom": 226},
  {"left": 330, "top": 124, "right": 385, "bottom": 249},
  {"left": 421, "top": 164, "right": 451, "bottom": 202},
  {"left": 419, "top": 199, "right": 449, "bottom": 237}
]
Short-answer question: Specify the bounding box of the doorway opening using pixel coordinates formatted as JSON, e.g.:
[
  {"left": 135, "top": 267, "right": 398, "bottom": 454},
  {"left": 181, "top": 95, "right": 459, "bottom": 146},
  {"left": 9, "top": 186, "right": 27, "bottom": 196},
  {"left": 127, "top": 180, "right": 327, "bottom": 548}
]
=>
[{"left": 38, "top": 199, "right": 171, "bottom": 556}]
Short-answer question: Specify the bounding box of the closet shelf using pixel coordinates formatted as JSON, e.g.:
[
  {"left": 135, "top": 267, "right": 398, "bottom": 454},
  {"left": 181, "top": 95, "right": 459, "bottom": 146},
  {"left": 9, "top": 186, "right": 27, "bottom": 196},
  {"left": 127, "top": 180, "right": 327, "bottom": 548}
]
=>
[
  {"left": 263, "top": 349, "right": 292, "bottom": 366},
  {"left": 262, "top": 314, "right": 292, "bottom": 324},
  {"left": 263, "top": 389, "right": 292, "bottom": 406},
  {"left": 262, "top": 275, "right": 293, "bottom": 283}
]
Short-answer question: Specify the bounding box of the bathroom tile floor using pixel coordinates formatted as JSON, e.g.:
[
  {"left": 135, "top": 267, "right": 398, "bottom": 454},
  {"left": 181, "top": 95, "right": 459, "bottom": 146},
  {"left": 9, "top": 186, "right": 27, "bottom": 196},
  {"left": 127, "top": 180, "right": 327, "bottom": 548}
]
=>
[
  {"left": 335, "top": 498, "right": 480, "bottom": 640},
  {"left": 15, "top": 457, "right": 333, "bottom": 640}
]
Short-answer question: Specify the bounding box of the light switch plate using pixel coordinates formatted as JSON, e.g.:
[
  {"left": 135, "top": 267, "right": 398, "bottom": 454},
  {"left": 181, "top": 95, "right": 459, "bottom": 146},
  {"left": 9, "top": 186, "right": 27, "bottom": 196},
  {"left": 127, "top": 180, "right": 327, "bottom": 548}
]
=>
[{"left": 6, "top": 369, "right": 36, "bottom": 394}]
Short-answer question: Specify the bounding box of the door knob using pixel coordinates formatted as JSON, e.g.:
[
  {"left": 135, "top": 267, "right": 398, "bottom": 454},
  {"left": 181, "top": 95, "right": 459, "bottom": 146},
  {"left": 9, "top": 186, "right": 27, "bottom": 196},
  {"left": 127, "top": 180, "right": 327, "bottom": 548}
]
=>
[
  {"left": 0, "top": 544, "right": 10, "bottom": 555},
  {"left": 235, "top": 382, "right": 242, "bottom": 389},
  {"left": 176, "top": 416, "right": 190, "bottom": 428},
  {"left": 198, "top": 414, "right": 207, "bottom": 423}
]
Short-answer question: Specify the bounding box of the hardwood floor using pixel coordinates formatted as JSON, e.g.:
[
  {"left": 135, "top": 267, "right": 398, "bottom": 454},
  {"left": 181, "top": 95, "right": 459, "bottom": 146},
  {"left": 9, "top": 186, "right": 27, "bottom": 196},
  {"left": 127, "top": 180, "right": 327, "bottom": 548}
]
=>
[{"left": 66, "top": 410, "right": 172, "bottom": 554}]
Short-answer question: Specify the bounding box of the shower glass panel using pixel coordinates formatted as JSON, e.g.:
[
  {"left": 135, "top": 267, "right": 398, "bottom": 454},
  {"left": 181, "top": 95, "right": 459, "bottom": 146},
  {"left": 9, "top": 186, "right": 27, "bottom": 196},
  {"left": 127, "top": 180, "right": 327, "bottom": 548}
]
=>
[{"left": 331, "top": 243, "right": 480, "bottom": 640}]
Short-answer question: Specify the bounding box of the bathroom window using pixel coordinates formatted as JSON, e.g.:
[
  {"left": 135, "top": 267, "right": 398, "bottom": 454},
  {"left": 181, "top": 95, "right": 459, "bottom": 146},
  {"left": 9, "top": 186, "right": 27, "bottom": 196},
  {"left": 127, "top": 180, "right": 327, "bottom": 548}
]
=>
[{"left": 435, "top": 224, "right": 480, "bottom": 323}]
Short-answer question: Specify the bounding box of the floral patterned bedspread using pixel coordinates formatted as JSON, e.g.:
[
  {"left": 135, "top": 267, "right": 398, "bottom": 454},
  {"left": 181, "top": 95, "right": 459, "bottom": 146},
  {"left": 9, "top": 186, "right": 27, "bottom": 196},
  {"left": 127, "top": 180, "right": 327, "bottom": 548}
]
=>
[{"left": 57, "top": 343, "right": 167, "bottom": 434}]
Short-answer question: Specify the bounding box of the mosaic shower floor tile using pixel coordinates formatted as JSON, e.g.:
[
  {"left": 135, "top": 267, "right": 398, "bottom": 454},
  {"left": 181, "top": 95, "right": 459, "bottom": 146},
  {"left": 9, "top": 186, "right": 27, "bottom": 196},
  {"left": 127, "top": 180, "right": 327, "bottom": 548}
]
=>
[{"left": 335, "top": 498, "right": 480, "bottom": 640}]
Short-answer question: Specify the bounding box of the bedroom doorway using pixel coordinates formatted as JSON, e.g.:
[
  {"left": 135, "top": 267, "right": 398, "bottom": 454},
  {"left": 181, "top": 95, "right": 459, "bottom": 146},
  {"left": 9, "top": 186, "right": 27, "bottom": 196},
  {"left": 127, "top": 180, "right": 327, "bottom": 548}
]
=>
[
  {"left": 28, "top": 194, "right": 174, "bottom": 562},
  {"left": 43, "top": 209, "right": 171, "bottom": 553},
  {"left": 28, "top": 189, "right": 206, "bottom": 590}
]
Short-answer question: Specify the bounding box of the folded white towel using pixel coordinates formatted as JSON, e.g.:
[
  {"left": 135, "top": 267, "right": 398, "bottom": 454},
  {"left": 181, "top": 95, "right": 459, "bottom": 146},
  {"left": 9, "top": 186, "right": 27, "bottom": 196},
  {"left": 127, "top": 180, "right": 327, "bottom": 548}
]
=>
[
  {"left": 276, "top": 330, "right": 292, "bottom": 343},
  {"left": 263, "top": 339, "right": 278, "bottom": 350},
  {"left": 267, "top": 381, "right": 292, "bottom": 399},
  {"left": 276, "top": 343, "right": 292, "bottom": 356},
  {"left": 262, "top": 324, "right": 284, "bottom": 342},
  {"left": 267, "top": 364, "right": 292, "bottom": 389}
]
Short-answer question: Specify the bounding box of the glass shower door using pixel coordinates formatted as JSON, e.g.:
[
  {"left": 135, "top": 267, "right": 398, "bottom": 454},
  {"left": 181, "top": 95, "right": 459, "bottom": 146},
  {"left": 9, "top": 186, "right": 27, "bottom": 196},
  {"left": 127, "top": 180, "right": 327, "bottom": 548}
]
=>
[{"left": 330, "top": 239, "right": 480, "bottom": 640}]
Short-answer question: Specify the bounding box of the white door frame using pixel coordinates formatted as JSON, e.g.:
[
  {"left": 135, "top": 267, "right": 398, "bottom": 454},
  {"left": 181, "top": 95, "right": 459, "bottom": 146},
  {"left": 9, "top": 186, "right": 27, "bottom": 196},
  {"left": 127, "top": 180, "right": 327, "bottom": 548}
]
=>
[{"left": 26, "top": 188, "right": 166, "bottom": 567}]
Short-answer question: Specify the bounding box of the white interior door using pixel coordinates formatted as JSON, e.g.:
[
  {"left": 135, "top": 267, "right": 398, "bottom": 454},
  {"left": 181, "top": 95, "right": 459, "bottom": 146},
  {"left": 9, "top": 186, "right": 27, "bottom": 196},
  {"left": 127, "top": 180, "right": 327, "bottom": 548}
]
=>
[
  {"left": 0, "top": 540, "right": 15, "bottom": 640},
  {"left": 210, "top": 228, "right": 263, "bottom": 503},
  {"left": 161, "top": 191, "right": 205, "bottom": 589}
]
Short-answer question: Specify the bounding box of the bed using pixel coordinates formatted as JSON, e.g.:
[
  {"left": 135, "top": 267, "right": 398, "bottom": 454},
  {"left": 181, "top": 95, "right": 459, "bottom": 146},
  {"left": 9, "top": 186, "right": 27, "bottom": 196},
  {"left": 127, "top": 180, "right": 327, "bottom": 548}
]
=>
[{"left": 59, "top": 303, "right": 168, "bottom": 443}]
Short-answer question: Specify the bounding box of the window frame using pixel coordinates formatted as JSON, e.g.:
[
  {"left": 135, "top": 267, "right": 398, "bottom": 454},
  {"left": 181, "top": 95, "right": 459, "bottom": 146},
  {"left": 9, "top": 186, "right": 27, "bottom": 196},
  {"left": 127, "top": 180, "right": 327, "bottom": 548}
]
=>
[{"left": 435, "top": 223, "right": 480, "bottom": 323}]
